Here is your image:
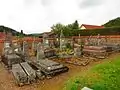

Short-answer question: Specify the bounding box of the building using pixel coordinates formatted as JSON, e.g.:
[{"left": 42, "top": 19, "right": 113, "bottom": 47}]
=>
[{"left": 80, "top": 24, "right": 104, "bottom": 30}]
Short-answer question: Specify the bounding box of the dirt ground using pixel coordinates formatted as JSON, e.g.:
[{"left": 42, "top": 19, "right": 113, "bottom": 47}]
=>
[{"left": 0, "top": 53, "right": 120, "bottom": 90}]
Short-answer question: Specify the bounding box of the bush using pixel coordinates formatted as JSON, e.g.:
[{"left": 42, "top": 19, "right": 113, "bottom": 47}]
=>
[{"left": 77, "top": 27, "right": 120, "bottom": 36}]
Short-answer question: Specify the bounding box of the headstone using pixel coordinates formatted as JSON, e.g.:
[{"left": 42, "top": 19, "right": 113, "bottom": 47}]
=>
[
  {"left": 36, "top": 42, "right": 45, "bottom": 61},
  {"left": 78, "top": 34, "right": 81, "bottom": 44},
  {"left": 60, "top": 30, "right": 66, "bottom": 51},
  {"left": 43, "top": 33, "right": 49, "bottom": 49},
  {"left": 97, "top": 34, "right": 100, "bottom": 46},
  {"left": 74, "top": 47, "right": 82, "bottom": 57},
  {"left": 23, "top": 41, "right": 29, "bottom": 55},
  {"left": 12, "top": 41, "right": 22, "bottom": 54},
  {"left": 4, "top": 47, "right": 13, "bottom": 55},
  {"left": 32, "top": 37, "right": 35, "bottom": 50},
  {"left": 88, "top": 35, "right": 92, "bottom": 45},
  {"left": 49, "top": 40, "right": 55, "bottom": 48},
  {"left": 70, "top": 40, "right": 74, "bottom": 49},
  {"left": 32, "top": 37, "right": 37, "bottom": 50},
  {"left": 3, "top": 32, "right": 12, "bottom": 54},
  {"left": 3, "top": 35, "right": 14, "bottom": 55}
]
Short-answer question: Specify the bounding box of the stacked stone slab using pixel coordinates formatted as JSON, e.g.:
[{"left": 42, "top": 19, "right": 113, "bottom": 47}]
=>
[
  {"left": 44, "top": 49, "right": 56, "bottom": 58},
  {"left": 105, "top": 44, "right": 120, "bottom": 52},
  {"left": 1, "top": 45, "right": 22, "bottom": 69},
  {"left": 12, "top": 64, "right": 28, "bottom": 86},
  {"left": 6, "top": 54, "right": 22, "bottom": 69},
  {"left": 12, "top": 62, "right": 38, "bottom": 86},
  {"left": 35, "top": 59, "right": 69, "bottom": 77},
  {"left": 83, "top": 46, "right": 107, "bottom": 58},
  {"left": 20, "top": 62, "right": 36, "bottom": 83},
  {"left": 28, "top": 61, "right": 44, "bottom": 80}
]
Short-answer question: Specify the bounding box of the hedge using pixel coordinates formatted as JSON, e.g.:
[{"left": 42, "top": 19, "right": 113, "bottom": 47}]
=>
[{"left": 74, "top": 27, "right": 120, "bottom": 36}]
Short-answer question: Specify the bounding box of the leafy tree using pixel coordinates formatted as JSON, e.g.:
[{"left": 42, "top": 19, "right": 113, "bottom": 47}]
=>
[
  {"left": 21, "top": 30, "right": 23, "bottom": 34},
  {"left": 72, "top": 20, "right": 79, "bottom": 29},
  {"left": 51, "top": 23, "right": 65, "bottom": 36},
  {"left": 19, "top": 30, "right": 24, "bottom": 38},
  {"left": 51, "top": 20, "right": 80, "bottom": 37},
  {"left": 104, "top": 17, "right": 120, "bottom": 27}
]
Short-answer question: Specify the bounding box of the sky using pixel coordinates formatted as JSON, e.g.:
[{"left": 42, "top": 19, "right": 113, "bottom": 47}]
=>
[{"left": 0, "top": 0, "right": 120, "bottom": 34}]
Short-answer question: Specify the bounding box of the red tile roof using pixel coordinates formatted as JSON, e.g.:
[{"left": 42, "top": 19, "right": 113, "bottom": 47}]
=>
[{"left": 80, "top": 24, "right": 104, "bottom": 29}]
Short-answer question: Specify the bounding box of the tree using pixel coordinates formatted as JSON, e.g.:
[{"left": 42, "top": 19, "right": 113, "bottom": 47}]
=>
[
  {"left": 72, "top": 20, "right": 79, "bottom": 29},
  {"left": 21, "top": 30, "right": 23, "bottom": 34},
  {"left": 104, "top": 17, "right": 120, "bottom": 27},
  {"left": 51, "top": 23, "right": 65, "bottom": 36},
  {"left": 18, "top": 30, "right": 24, "bottom": 38},
  {"left": 51, "top": 20, "right": 80, "bottom": 37}
]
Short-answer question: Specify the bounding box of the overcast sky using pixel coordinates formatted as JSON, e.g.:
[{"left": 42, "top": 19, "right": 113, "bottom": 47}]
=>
[{"left": 0, "top": 0, "right": 120, "bottom": 34}]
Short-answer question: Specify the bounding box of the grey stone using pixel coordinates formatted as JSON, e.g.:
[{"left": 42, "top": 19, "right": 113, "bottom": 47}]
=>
[
  {"left": 60, "top": 30, "right": 66, "bottom": 51},
  {"left": 20, "top": 62, "right": 36, "bottom": 83},
  {"left": 43, "top": 33, "right": 49, "bottom": 49},
  {"left": 36, "top": 42, "right": 45, "bottom": 61},
  {"left": 74, "top": 47, "right": 82, "bottom": 57},
  {"left": 23, "top": 41, "right": 29, "bottom": 55},
  {"left": 12, "top": 63, "right": 28, "bottom": 86}
]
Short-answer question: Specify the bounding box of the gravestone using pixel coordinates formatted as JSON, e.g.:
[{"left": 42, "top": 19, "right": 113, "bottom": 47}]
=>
[
  {"left": 32, "top": 37, "right": 37, "bottom": 51},
  {"left": 23, "top": 41, "right": 28, "bottom": 54},
  {"left": 78, "top": 34, "right": 81, "bottom": 45},
  {"left": 22, "top": 41, "right": 30, "bottom": 61},
  {"left": 4, "top": 46, "right": 13, "bottom": 55},
  {"left": 88, "top": 35, "right": 92, "bottom": 45},
  {"left": 43, "top": 33, "right": 49, "bottom": 49},
  {"left": 3, "top": 32, "right": 12, "bottom": 54},
  {"left": 32, "top": 37, "right": 38, "bottom": 56},
  {"left": 36, "top": 42, "right": 45, "bottom": 61},
  {"left": 12, "top": 41, "right": 22, "bottom": 54},
  {"left": 96, "top": 34, "right": 100, "bottom": 46},
  {"left": 49, "top": 40, "right": 55, "bottom": 48},
  {"left": 2, "top": 39, "right": 22, "bottom": 69},
  {"left": 74, "top": 47, "right": 82, "bottom": 57},
  {"left": 60, "top": 30, "right": 66, "bottom": 51},
  {"left": 32, "top": 37, "right": 35, "bottom": 50}
]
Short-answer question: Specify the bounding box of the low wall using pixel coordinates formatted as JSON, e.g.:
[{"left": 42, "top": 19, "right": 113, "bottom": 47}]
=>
[{"left": 72, "top": 35, "right": 120, "bottom": 44}]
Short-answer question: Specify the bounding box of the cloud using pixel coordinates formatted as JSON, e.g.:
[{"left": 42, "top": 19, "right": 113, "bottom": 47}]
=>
[
  {"left": 0, "top": 0, "right": 120, "bottom": 34},
  {"left": 41, "top": 0, "right": 55, "bottom": 6},
  {"left": 79, "top": 0, "right": 104, "bottom": 9}
]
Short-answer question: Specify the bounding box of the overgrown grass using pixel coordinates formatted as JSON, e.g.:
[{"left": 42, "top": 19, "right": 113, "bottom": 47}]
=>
[{"left": 63, "top": 55, "right": 120, "bottom": 90}]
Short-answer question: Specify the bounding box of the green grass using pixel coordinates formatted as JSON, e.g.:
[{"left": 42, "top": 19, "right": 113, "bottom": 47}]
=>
[{"left": 63, "top": 55, "right": 120, "bottom": 90}]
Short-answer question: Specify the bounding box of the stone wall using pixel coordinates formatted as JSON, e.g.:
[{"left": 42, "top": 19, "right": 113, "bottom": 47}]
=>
[{"left": 73, "top": 35, "right": 120, "bottom": 45}]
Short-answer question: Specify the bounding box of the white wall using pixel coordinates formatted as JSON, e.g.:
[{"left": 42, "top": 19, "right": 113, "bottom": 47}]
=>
[{"left": 80, "top": 26, "right": 86, "bottom": 29}]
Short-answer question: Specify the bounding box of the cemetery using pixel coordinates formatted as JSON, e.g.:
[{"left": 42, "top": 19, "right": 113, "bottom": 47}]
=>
[{"left": 0, "top": 31, "right": 120, "bottom": 90}]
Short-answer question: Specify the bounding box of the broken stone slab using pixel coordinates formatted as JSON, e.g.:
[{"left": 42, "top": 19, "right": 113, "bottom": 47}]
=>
[{"left": 81, "top": 87, "right": 93, "bottom": 90}]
